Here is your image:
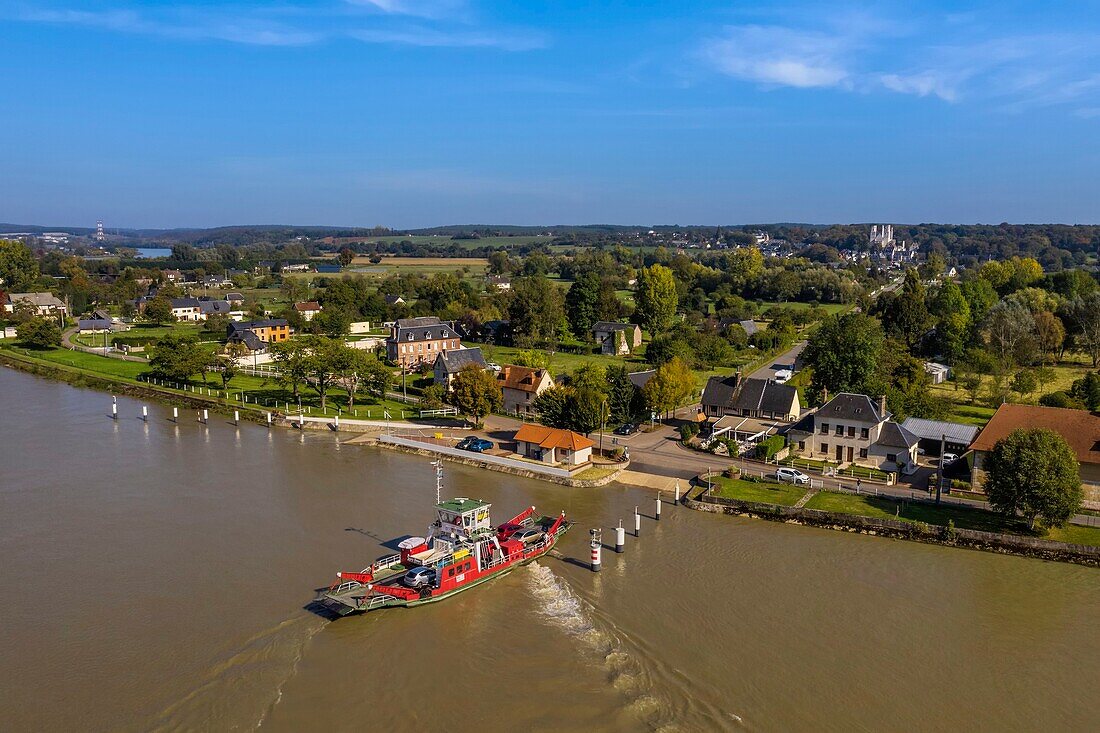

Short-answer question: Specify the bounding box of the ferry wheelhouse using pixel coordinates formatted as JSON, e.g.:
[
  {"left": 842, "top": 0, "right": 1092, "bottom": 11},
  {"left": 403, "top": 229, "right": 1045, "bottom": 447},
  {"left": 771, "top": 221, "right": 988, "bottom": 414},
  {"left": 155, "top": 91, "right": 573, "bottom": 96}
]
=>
[{"left": 315, "top": 495, "right": 570, "bottom": 617}]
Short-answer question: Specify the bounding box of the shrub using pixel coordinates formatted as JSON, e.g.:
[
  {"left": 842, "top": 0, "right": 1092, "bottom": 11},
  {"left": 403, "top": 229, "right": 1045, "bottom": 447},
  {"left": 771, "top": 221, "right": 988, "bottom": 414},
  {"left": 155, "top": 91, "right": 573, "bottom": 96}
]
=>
[
  {"left": 679, "top": 422, "right": 699, "bottom": 441},
  {"left": 755, "top": 434, "right": 786, "bottom": 460}
]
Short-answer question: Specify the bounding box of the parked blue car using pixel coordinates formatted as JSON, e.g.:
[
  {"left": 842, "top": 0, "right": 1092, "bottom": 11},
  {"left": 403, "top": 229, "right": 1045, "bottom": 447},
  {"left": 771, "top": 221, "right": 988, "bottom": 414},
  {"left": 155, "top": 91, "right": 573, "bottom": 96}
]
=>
[{"left": 456, "top": 436, "right": 493, "bottom": 453}]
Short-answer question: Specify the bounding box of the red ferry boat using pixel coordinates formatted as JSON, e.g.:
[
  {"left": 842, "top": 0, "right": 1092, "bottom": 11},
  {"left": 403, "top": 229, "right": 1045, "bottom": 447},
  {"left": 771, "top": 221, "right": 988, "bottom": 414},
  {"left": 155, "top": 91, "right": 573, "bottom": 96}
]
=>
[{"left": 315, "top": 491, "right": 570, "bottom": 617}]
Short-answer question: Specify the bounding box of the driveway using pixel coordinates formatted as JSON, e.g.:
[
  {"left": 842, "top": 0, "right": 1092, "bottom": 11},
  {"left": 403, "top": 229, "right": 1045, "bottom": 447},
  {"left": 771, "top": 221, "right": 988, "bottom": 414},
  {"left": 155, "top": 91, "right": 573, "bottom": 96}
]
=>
[{"left": 748, "top": 341, "right": 806, "bottom": 380}]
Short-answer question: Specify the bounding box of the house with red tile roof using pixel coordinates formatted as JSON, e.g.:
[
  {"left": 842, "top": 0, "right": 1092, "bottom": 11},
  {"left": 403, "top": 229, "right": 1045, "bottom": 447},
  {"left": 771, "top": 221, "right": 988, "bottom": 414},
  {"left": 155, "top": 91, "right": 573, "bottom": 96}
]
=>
[{"left": 513, "top": 424, "right": 594, "bottom": 466}]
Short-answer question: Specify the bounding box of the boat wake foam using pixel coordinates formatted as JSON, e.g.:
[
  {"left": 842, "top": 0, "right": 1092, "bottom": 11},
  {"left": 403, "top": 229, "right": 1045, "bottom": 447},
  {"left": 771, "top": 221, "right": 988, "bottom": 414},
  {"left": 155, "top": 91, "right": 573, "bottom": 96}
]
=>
[
  {"left": 146, "top": 613, "right": 325, "bottom": 732},
  {"left": 525, "top": 562, "right": 748, "bottom": 732}
]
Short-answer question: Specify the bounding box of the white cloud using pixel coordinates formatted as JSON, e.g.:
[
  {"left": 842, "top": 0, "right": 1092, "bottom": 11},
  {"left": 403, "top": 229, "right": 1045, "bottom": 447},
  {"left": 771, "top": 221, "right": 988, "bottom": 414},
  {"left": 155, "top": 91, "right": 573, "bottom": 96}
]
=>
[
  {"left": 702, "top": 25, "right": 852, "bottom": 89},
  {"left": 701, "top": 14, "right": 1100, "bottom": 112},
  {"left": 8, "top": 2, "right": 539, "bottom": 51}
]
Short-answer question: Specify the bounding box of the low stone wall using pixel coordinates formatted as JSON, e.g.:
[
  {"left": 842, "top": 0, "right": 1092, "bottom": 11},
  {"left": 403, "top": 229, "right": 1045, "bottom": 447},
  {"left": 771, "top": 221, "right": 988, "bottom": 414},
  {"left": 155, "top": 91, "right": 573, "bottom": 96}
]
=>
[{"left": 684, "top": 488, "right": 1100, "bottom": 568}]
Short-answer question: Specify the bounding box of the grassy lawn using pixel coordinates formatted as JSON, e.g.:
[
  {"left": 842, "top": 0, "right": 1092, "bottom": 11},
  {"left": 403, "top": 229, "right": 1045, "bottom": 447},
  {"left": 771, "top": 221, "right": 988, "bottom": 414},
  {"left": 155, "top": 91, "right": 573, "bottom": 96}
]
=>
[
  {"left": 2, "top": 345, "right": 418, "bottom": 419},
  {"left": 573, "top": 465, "right": 620, "bottom": 482},
  {"left": 710, "top": 476, "right": 809, "bottom": 506},
  {"left": 803, "top": 491, "right": 1100, "bottom": 546}
]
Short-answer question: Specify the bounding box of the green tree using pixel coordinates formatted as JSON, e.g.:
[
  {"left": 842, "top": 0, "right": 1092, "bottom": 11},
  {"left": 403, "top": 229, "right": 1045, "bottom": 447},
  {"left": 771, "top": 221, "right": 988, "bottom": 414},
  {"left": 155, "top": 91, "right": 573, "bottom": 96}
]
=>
[
  {"left": 270, "top": 339, "right": 312, "bottom": 402},
  {"left": 338, "top": 248, "right": 355, "bottom": 267},
  {"left": 450, "top": 363, "right": 502, "bottom": 426},
  {"left": 803, "top": 312, "right": 885, "bottom": 399},
  {"left": 634, "top": 264, "right": 678, "bottom": 334},
  {"left": 879, "top": 269, "right": 930, "bottom": 350},
  {"left": 605, "top": 364, "right": 637, "bottom": 424},
  {"left": 149, "top": 334, "right": 210, "bottom": 382},
  {"left": 929, "top": 282, "right": 971, "bottom": 362},
  {"left": 1069, "top": 371, "right": 1100, "bottom": 411},
  {"left": 509, "top": 276, "right": 565, "bottom": 348},
  {"left": 532, "top": 385, "right": 571, "bottom": 427},
  {"left": 1009, "top": 370, "right": 1038, "bottom": 402},
  {"left": 313, "top": 307, "right": 352, "bottom": 338},
  {"left": 218, "top": 358, "right": 239, "bottom": 391},
  {"left": 512, "top": 349, "right": 550, "bottom": 369},
  {"left": 566, "top": 271, "right": 601, "bottom": 337},
  {"left": 143, "top": 296, "right": 174, "bottom": 325},
  {"left": 1065, "top": 293, "right": 1100, "bottom": 367},
  {"left": 984, "top": 428, "right": 1083, "bottom": 530},
  {"left": 0, "top": 239, "right": 40, "bottom": 292},
  {"left": 16, "top": 317, "right": 60, "bottom": 349},
  {"left": 642, "top": 356, "right": 695, "bottom": 418},
  {"left": 694, "top": 332, "right": 735, "bottom": 369},
  {"left": 421, "top": 383, "right": 446, "bottom": 409}
]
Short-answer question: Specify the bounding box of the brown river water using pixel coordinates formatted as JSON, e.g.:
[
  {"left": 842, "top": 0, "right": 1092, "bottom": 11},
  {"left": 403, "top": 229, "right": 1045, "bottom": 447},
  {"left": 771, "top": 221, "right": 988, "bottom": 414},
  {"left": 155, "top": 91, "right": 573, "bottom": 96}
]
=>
[{"left": 1, "top": 366, "right": 1099, "bottom": 732}]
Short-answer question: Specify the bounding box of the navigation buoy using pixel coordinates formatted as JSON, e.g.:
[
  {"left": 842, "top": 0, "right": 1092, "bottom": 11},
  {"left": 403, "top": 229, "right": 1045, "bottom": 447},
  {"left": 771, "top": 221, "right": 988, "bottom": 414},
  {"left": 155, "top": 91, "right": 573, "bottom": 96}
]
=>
[
  {"left": 590, "top": 529, "right": 602, "bottom": 572},
  {"left": 615, "top": 521, "right": 625, "bottom": 553},
  {"left": 111, "top": 397, "right": 117, "bottom": 420}
]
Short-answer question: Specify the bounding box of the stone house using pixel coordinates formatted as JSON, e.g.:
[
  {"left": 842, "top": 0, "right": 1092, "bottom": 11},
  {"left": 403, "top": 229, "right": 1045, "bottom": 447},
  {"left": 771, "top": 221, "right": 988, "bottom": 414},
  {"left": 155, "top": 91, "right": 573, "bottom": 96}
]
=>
[
  {"left": 433, "top": 347, "right": 487, "bottom": 391},
  {"left": 592, "top": 322, "right": 642, "bottom": 355},
  {"left": 785, "top": 393, "right": 919, "bottom": 473}
]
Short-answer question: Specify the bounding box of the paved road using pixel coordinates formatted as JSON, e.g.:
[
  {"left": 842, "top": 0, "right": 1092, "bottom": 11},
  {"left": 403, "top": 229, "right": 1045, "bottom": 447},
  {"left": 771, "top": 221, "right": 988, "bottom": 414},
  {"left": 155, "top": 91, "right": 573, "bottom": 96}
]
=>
[{"left": 748, "top": 340, "right": 806, "bottom": 380}]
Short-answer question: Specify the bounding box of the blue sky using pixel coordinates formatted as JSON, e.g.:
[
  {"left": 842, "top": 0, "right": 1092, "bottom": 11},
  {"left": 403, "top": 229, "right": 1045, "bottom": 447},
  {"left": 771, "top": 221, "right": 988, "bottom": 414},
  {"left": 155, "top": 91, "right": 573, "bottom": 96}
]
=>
[{"left": 3, "top": 0, "right": 1100, "bottom": 228}]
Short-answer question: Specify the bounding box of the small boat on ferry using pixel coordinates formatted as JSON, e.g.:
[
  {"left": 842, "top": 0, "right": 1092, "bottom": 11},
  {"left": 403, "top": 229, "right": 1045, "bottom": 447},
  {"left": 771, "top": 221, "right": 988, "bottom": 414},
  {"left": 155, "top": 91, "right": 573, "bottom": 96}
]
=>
[{"left": 315, "top": 493, "right": 570, "bottom": 617}]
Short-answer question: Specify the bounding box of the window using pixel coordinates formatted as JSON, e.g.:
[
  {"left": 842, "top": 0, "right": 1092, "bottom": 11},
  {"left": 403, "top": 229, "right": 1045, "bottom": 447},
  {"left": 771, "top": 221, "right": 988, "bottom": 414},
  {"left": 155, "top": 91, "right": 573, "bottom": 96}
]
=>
[
  {"left": 887, "top": 453, "right": 897, "bottom": 462},
  {"left": 859, "top": 448, "right": 868, "bottom": 458},
  {"left": 835, "top": 425, "right": 843, "bottom": 436},
  {"left": 847, "top": 426, "right": 855, "bottom": 437},
  {"left": 442, "top": 330, "right": 449, "bottom": 337},
  {"left": 425, "top": 332, "right": 432, "bottom": 340},
  {"left": 406, "top": 333, "right": 413, "bottom": 340},
  {"left": 821, "top": 442, "right": 828, "bottom": 454},
  {"left": 798, "top": 441, "right": 805, "bottom": 450},
  {"left": 447, "top": 568, "right": 455, "bottom": 577},
  {"left": 860, "top": 427, "right": 869, "bottom": 439},
  {"left": 820, "top": 423, "right": 829, "bottom": 435},
  {"left": 417, "top": 344, "right": 423, "bottom": 352}
]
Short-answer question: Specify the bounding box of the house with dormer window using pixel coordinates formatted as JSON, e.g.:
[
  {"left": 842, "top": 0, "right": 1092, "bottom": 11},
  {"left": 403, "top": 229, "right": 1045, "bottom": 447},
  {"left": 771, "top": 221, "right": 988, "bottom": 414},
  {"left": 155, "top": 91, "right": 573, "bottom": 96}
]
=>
[
  {"left": 785, "top": 392, "right": 919, "bottom": 474},
  {"left": 386, "top": 316, "right": 461, "bottom": 367}
]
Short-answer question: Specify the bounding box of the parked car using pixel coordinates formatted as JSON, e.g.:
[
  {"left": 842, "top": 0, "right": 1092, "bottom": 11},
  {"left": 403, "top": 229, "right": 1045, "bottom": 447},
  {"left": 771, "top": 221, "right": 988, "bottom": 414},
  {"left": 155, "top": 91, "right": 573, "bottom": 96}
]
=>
[
  {"left": 613, "top": 423, "right": 638, "bottom": 436},
  {"left": 773, "top": 369, "right": 793, "bottom": 384},
  {"left": 455, "top": 436, "right": 475, "bottom": 450},
  {"left": 464, "top": 438, "right": 493, "bottom": 453},
  {"left": 509, "top": 528, "right": 543, "bottom": 544},
  {"left": 941, "top": 453, "right": 959, "bottom": 465},
  {"left": 776, "top": 467, "right": 811, "bottom": 485},
  {"left": 402, "top": 566, "right": 436, "bottom": 588},
  {"left": 486, "top": 362, "right": 502, "bottom": 372}
]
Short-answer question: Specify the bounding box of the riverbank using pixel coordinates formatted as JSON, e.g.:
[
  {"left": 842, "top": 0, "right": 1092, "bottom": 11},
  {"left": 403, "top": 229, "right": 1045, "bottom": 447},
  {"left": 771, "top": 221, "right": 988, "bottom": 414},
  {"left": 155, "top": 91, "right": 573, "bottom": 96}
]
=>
[{"left": 685, "top": 479, "right": 1100, "bottom": 567}]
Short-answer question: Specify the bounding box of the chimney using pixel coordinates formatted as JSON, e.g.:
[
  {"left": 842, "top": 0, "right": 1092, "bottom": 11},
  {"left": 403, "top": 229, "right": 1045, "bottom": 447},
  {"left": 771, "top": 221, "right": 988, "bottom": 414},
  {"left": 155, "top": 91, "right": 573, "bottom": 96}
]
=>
[{"left": 877, "top": 395, "right": 887, "bottom": 418}]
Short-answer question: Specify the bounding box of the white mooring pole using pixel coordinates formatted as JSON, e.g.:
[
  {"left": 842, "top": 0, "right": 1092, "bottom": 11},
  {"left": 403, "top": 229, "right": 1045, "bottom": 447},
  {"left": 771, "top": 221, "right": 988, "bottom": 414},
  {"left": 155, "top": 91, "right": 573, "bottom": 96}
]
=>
[
  {"left": 111, "top": 397, "right": 118, "bottom": 420},
  {"left": 141, "top": 405, "right": 148, "bottom": 422},
  {"left": 634, "top": 506, "right": 641, "bottom": 537},
  {"left": 172, "top": 407, "right": 178, "bottom": 422},
  {"left": 234, "top": 410, "right": 240, "bottom": 426},
  {"left": 590, "top": 529, "right": 602, "bottom": 572},
  {"left": 266, "top": 412, "right": 272, "bottom": 427},
  {"left": 202, "top": 409, "right": 209, "bottom": 424},
  {"left": 615, "top": 520, "right": 625, "bottom": 553},
  {"left": 656, "top": 492, "right": 662, "bottom": 521}
]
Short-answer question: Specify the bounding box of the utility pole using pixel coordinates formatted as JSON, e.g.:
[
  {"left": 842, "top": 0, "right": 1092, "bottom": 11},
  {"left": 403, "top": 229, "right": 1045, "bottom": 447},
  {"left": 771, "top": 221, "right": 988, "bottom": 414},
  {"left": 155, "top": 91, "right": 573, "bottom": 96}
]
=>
[{"left": 936, "top": 433, "right": 945, "bottom": 505}]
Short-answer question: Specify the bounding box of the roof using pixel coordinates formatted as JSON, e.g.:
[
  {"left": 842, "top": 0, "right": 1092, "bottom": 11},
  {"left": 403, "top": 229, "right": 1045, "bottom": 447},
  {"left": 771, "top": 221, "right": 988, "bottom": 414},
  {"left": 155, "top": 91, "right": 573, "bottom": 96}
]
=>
[
  {"left": 817, "top": 393, "right": 889, "bottom": 423},
  {"left": 592, "top": 321, "right": 639, "bottom": 332},
  {"left": 739, "top": 320, "right": 759, "bottom": 336},
  {"left": 513, "top": 423, "right": 595, "bottom": 451},
  {"left": 900, "top": 417, "right": 979, "bottom": 445},
  {"left": 8, "top": 292, "right": 65, "bottom": 308},
  {"left": 228, "top": 329, "right": 266, "bottom": 350},
  {"left": 876, "top": 421, "right": 919, "bottom": 449},
  {"left": 970, "top": 404, "right": 1100, "bottom": 465},
  {"left": 384, "top": 294, "right": 406, "bottom": 304},
  {"left": 170, "top": 298, "right": 201, "bottom": 308},
  {"left": 391, "top": 317, "right": 456, "bottom": 342},
  {"left": 435, "top": 347, "right": 487, "bottom": 373},
  {"left": 78, "top": 318, "right": 111, "bottom": 330},
  {"left": 436, "top": 497, "right": 490, "bottom": 514},
  {"left": 199, "top": 300, "right": 232, "bottom": 314},
  {"left": 92, "top": 308, "right": 111, "bottom": 321},
  {"left": 225, "top": 292, "right": 244, "bottom": 300},
  {"left": 228, "top": 319, "right": 287, "bottom": 333},
  {"left": 701, "top": 374, "right": 799, "bottom": 416},
  {"left": 628, "top": 370, "right": 656, "bottom": 390},
  {"left": 498, "top": 365, "right": 550, "bottom": 392},
  {"left": 294, "top": 301, "right": 321, "bottom": 312}
]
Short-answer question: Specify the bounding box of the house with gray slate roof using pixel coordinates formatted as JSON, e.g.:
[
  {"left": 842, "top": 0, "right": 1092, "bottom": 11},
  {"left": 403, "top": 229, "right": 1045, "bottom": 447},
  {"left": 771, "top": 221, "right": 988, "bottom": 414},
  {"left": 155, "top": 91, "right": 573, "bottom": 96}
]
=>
[
  {"left": 433, "top": 347, "right": 487, "bottom": 390},
  {"left": 701, "top": 374, "right": 800, "bottom": 422},
  {"left": 785, "top": 392, "right": 919, "bottom": 473},
  {"left": 387, "top": 316, "right": 460, "bottom": 367}
]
